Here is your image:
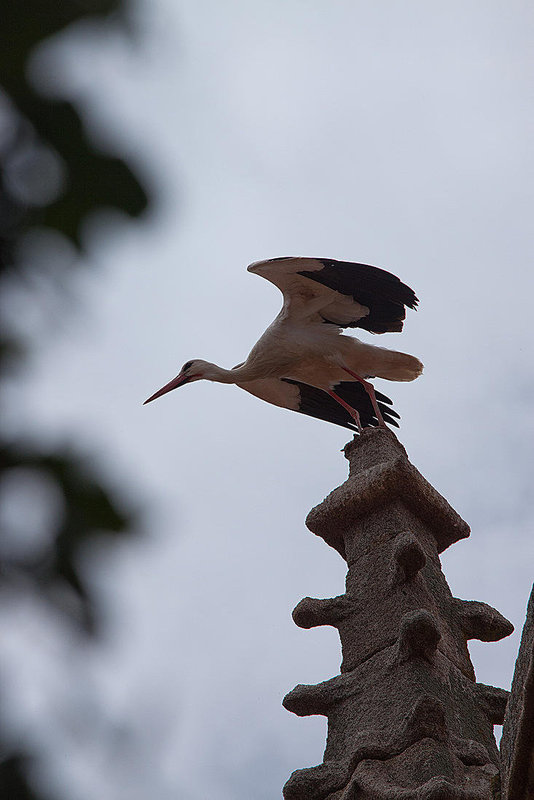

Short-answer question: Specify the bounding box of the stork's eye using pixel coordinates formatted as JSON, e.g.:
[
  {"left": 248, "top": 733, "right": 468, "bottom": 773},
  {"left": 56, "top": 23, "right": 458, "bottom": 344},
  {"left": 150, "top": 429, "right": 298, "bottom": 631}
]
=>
[{"left": 182, "top": 360, "right": 194, "bottom": 372}]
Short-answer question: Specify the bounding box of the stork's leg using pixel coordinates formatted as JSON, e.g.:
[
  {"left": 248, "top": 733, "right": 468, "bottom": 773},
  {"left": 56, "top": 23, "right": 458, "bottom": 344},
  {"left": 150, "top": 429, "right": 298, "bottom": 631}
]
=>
[
  {"left": 327, "top": 389, "right": 363, "bottom": 433},
  {"left": 341, "top": 367, "right": 386, "bottom": 428}
]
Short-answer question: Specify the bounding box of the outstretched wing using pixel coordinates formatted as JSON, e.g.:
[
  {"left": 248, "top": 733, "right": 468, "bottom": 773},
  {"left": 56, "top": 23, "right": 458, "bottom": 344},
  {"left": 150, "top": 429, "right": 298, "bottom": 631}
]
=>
[
  {"left": 247, "top": 256, "right": 418, "bottom": 333},
  {"left": 235, "top": 372, "right": 400, "bottom": 432}
]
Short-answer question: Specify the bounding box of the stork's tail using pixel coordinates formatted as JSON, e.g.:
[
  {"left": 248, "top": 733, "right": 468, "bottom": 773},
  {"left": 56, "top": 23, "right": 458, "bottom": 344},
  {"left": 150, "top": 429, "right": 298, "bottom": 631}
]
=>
[{"left": 377, "top": 350, "right": 424, "bottom": 382}]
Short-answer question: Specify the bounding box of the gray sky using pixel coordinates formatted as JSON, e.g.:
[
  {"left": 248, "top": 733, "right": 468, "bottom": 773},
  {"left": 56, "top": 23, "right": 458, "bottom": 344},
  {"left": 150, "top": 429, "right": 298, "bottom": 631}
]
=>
[{"left": 2, "top": 1, "right": 533, "bottom": 798}]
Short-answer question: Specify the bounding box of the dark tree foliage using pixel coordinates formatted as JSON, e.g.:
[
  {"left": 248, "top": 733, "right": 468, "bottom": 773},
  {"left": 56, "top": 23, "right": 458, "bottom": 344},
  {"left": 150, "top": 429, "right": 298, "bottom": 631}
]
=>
[
  {"left": 0, "top": 0, "right": 148, "bottom": 255},
  {"left": 0, "top": 757, "right": 41, "bottom": 800},
  {"left": 0, "top": 1, "right": 151, "bottom": 797}
]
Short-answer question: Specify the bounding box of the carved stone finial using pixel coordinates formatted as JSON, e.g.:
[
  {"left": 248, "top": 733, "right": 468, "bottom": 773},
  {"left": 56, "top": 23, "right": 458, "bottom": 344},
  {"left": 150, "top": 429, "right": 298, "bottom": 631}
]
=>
[{"left": 284, "top": 427, "right": 511, "bottom": 800}]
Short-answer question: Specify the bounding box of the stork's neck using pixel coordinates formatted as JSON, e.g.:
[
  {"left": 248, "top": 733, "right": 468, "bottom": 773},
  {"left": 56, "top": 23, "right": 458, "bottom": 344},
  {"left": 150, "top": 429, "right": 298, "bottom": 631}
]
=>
[{"left": 205, "top": 360, "right": 267, "bottom": 384}]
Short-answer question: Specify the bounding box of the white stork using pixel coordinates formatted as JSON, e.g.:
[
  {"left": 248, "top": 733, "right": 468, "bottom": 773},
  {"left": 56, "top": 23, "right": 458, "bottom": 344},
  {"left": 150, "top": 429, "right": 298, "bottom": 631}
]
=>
[{"left": 144, "top": 257, "right": 423, "bottom": 433}]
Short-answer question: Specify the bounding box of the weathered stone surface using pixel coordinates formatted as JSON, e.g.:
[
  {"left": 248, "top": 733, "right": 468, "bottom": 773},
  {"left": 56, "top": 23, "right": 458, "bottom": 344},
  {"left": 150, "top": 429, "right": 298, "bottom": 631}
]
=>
[
  {"left": 283, "top": 761, "right": 348, "bottom": 800},
  {"left": 285, "top": 643, "right": 500, "bottom": 767},
  {"left": 292, "top": 595, "right": 354, "bottom": 628},
  {"left": 282, "top": 670, "right": 362, "bottom": 718},
  {"left": 350, "top": 748, "right": 499, "bottom": 800},
  {"left": 284, "top": 646, "right": 502, "bottom": 799},
  {"left": 292, "top": 536, "right": 478, "bottom": 678},
  {"left": 396, "top": 609, "right": 441, "bottom": 663},
  {"left": 284, "top": 428, "right": 510, "bottom": 800},
  {"left": 475, "top": 684, "right": 510, "bottom": 726},
  {"left": 455, "top": 599, "right": 514, "bottom": 642},
  {"left": 306, "top": 428, "right": 470, "bottom": 558},
  {"left": 391, "top": 531, "right": 427, "bottom": 584},
  {"left": 339, "top": 524, "right": 476, "bottom": 678},
  {"left": 501, "top": 584, "right": 534, "bottom": 800}
]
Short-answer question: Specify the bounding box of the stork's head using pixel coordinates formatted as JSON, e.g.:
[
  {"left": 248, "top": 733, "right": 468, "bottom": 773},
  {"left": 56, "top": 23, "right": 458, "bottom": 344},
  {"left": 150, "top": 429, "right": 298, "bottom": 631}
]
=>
[{"left": 143, "top": 359, "right": 217, "bottom": 405}]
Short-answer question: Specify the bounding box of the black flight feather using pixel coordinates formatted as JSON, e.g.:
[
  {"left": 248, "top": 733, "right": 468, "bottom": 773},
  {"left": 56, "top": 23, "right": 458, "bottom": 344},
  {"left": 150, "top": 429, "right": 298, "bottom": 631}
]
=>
[
  {"left": 281, "top": 378, "right": 400, "bottom": 432},
  {"left": 297, "top": 259, "right": 418, "bottom": 334}
]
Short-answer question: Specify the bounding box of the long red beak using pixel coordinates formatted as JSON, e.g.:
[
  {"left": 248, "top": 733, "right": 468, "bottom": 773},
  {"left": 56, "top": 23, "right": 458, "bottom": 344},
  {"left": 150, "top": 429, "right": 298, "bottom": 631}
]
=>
[{"left": 143, "top": 372, "right": 191, "bottom": 405}]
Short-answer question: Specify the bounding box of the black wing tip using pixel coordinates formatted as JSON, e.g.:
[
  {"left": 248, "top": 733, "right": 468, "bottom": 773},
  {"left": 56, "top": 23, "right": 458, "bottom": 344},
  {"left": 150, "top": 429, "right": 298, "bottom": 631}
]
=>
[
  {"left": 279, "top": 256, "right": 417, "bottom": 307},
  {"left": 299, "top": 258, "right": 419, "bottom": 333},
  {"left": 281, "top": 378, "right": 401, "bottom": 433},
  {"left": 405, "top": 290, "right": 419, "bottom": 311},
  {"left": 374, "top": 389, "right": 395, "bottom": 405}
]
